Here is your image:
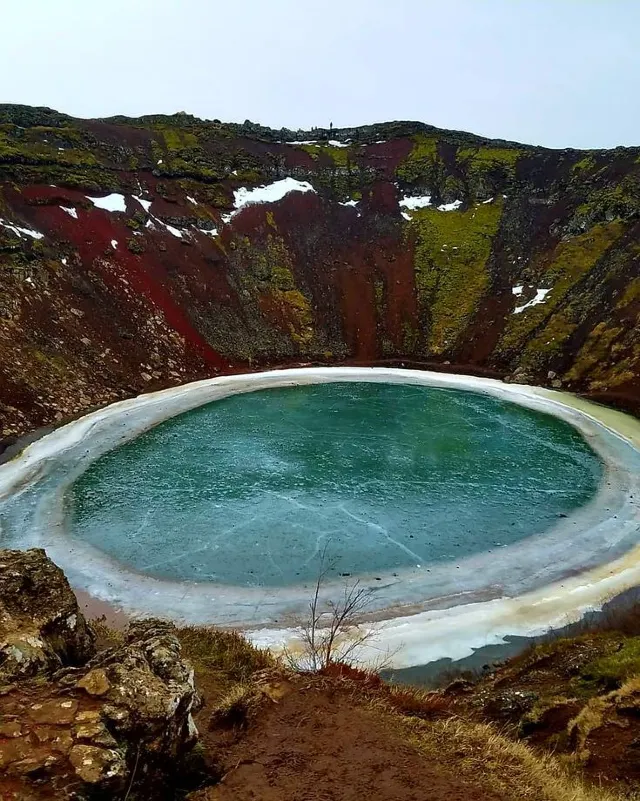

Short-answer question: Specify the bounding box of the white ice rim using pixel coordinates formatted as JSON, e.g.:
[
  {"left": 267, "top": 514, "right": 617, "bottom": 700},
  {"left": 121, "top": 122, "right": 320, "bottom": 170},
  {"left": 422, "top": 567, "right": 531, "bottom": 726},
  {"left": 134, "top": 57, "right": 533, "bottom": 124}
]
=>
[{"left": 1, "top": 367, "right": 639, "bottom": 669}]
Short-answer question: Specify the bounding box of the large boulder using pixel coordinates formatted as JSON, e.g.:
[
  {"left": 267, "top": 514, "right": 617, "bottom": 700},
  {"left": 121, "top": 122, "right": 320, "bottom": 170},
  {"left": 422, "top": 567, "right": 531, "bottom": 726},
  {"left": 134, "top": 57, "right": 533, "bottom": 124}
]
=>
[
  {"left": 0, "top": 548, "right": 95, "bottom": 683},
  {"left": 72, "top": 618, "right": 199, "bottom": 758},
  {"left": 0, "top": 618, "right": 200, "bottom": 798}
]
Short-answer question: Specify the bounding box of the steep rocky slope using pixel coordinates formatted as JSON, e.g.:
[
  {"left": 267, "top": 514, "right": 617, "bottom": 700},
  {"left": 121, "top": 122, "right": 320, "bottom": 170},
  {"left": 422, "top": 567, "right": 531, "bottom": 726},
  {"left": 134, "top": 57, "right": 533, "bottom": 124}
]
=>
[{"left": 1, "top": 104, "right": 639, "bottom": 441}]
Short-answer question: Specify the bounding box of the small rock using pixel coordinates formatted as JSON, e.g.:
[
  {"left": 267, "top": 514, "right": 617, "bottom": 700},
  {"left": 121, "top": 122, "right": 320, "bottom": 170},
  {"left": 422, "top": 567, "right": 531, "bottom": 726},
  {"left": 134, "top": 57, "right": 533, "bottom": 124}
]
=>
[
  {"left": 9, "top": 753, "right": 59, "bottom": 776},
  {"left": 0, "top": 737, "right": 31, "bottom": 768},
  {"left": 28, "top": 698, "right": 78, "bottom": 725},
  {"left": 75, "top": 722, "right": 118, "bottom": 748},
  {"left": 0, "top": 720, "right": 22, "bottom": 738},
  {"left": 77, "top": 668, "right": 111, "bottom": 696},
  {"left": 69, "top": 743, "right": 126, "bottom": 785},
  {"left": 443, "top": 678, "right": 475, "bottom": 696},
  {"left": 75, "top": 709, "right": 102, "bottom": 724},
  {"left": 483, "top": 690, "right": 539, "bottom": 721}
]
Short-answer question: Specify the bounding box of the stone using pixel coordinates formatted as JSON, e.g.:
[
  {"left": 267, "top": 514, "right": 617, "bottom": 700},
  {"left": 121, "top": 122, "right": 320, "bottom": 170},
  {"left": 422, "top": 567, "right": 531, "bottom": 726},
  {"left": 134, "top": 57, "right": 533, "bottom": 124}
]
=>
[
  {"left": 86, "top": 618, "right": 199, "bottom": 757},
  {"left": 75, "top": 709, "right": 102, "bottom": 724},
  {"left": 75, "top": 722, "right": 118, "bottom": 748},
  {"left": 0, "top": 736, "right": 31, "bottom": 768},
  {"left": 77, "top": 668, "right": 111, "bottom": 696},
  {"left": 28, "top": 698, "right": 78, "bottom": 725},
  {"left": 0, "top": 549, "right": 95, "bottom": 683},
  {"left": 483, "top": 689, "right": 539, "bottom": 722},
  {"left": 69, "top": 743, "right": 127, "bottom": 786},
  {"left": 0, "top": 720, "right": 22, "bottom": 738},
  {"left": 9, "top": 753, "right": 59, "bottom": 776}
]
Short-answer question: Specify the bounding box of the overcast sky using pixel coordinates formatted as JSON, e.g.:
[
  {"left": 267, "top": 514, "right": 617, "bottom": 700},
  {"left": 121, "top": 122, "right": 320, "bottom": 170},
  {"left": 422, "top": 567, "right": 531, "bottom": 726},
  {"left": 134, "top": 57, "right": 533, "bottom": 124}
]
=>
[{"left": 2, "top": 0, "right": 638, "bottom": 149}]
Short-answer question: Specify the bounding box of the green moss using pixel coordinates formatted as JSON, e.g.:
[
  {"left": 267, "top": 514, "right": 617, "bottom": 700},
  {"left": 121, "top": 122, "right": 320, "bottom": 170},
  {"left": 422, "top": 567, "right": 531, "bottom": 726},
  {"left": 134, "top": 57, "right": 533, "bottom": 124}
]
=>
[
  {"left": 565, "top": 322, "right": 623, "bottom": 384},
  {"left": 126, "top": 236, "right": 146, "bottom": 254},
  {"left": 411, "top": 198, "right": 504, "bottom": 354},
  {"left": 298, "top": 143, "right": 352, "bottom": 168},
  {"left": 579, "top": 637, "right": 640, "bottom": 690},
  {"left": 457, "top": 146, "right": 522, "bottom": 182},
  {"left": 499, "top": 221, "right": 625, "bottom": 364},
  {"left": 571, "top": 155, "right": 597, "bottom": 174},
  {"left": 402, "top": 320, "right": 419, "bottom": 353},
  {"left": 158, "top": 127, "right": 198, "bottom": 151},
  {"left": 0, "top": 127, "right": 99, "bottom": 168},
  {"left": 272, "top": 288, "right": 314, "bottom": 346},
  {"left": 374, "top": 278, "right": 384, "bottom": 316},
  {"left": 396, "top": 134, "right": 439, "bottom": 183}
]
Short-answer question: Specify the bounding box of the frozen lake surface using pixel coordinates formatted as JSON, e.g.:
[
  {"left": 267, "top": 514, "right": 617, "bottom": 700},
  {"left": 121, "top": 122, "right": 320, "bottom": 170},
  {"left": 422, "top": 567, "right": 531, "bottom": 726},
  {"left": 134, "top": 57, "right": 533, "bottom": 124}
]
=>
[{"left": 67, "top": 382, "right": 603, "bottom": 586}]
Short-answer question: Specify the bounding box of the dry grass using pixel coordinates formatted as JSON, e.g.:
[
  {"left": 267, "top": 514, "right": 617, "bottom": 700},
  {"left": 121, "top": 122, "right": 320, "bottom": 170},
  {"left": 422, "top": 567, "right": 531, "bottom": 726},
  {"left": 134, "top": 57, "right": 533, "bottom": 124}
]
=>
[
  {"left": 177, "top": 626, "right": 273, "bottom": 683},
  {"left": 567, "top": 675, "right": 640, "bottom": 763},
  {"left": 567, "top": 698, "right": 608, "bottom": 760},
  {"left": 208, "top": 683, "right": 259, "bottom": 729},
  {"left": 400, "top": 716, "right": 637, "bottom": 801}
]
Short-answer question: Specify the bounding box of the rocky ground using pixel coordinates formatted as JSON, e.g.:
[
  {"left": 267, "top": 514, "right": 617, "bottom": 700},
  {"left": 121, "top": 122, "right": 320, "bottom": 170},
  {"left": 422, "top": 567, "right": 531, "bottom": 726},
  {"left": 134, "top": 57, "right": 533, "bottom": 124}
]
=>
[{"left": 2, "top": 548, "right": 640, "bottom": 800}]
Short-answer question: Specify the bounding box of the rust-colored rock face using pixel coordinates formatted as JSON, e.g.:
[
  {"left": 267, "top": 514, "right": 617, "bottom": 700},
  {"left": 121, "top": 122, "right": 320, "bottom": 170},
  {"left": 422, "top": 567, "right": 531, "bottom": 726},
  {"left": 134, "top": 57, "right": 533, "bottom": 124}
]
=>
[{"left": 0, "top": 105, "right": 638, "bottom": 441}]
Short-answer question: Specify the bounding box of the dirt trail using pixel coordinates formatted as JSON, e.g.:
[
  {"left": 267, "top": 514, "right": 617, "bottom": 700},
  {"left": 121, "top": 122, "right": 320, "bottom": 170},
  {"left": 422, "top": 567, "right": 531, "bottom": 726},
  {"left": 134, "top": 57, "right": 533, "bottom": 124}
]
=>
[{"left": 195, "top": 681, "right": 504, "bottom": 801}]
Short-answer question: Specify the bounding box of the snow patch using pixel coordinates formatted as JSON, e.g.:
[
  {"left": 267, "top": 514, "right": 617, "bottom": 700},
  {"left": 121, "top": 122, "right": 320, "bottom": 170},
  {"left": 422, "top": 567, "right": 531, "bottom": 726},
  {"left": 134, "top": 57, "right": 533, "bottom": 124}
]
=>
[
  {"left": 512, "top": 285, "right": 524, "bottom": 297},
  {"left": 60, "top": 206, "right": 78, "bottom": 219},
  {"left": 134, "top": 196, "right": 152, "bottom": 213},
  {"left": 437, "top": 199, "right": 463, "bottom": 212},
  {"left": 111, "top": 240, "right": 118, "bottom": 249},
  {"left": 285, "top": 140, "right": 317, "bottom": 146},
  {"left": 61, "top": 258, "right": 68, "bottom": 266},
  {"left": 87, "top": 194, "right": 127, "bottom": 213},
  {"left": 327, "top": 139, "right": 350, "bottom": 148},
  {"left": 0, "top": 218, "right": 44, "bottom": 239},
  {"left": 187, "top": 196, "right": 198, "bottom": 205},
  {"left": 157, "top": 220, "right": 183, "bottom": 239},
  {"left": 196, "top": 225, "right": 219, "bottom": 238},
  {"left": 401, "top": 211, "right": 412, "bottom": 222},
  {"left": 482, "top": 197, "right": 495, "bottom": 204},
  {"left": 339, "top": 199, "right": 359, "bottom": 208},
  {"left": 399, "top": 194, "right": 432, "bottom": 211},
  {"left": 224, "top": 178, "right": 316, "bottom": 224},
  {"left": 514, "top": 288, "right": 552, "bottom": 314}
]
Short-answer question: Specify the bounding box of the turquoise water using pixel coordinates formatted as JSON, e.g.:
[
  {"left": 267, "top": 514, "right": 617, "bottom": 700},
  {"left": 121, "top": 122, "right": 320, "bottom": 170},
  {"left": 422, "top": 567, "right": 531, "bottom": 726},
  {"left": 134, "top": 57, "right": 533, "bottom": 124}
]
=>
[{"left": 67, "top": 383, "right": 603, "bottom": 586}]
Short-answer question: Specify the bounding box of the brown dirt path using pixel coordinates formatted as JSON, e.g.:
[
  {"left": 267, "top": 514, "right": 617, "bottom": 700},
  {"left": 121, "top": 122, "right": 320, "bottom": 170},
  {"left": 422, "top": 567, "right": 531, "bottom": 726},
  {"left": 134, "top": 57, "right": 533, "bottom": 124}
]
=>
[{"left": 193, "top": 680, "right": 505, "bottom": 801}]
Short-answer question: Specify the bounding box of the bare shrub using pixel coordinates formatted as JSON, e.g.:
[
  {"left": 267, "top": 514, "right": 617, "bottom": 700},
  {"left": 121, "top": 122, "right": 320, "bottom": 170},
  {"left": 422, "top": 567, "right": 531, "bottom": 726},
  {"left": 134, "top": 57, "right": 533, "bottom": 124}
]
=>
[{"left": 284, "top": 544, "right": 380, "bottom": 672}]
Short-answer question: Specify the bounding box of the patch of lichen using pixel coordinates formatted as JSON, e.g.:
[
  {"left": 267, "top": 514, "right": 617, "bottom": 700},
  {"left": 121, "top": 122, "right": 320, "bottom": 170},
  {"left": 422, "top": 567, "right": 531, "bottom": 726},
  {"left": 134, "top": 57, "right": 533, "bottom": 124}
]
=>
[
  {"left": 396, "top": 135, "right": 440, "bottom": 183},
  {"left": 567, "top": 178, "right": 640, "bottom": 232},
  {"left": 565, "top": 270, "right": 640, "bottom": 389},
  {"left": 268, "top": 287, "right": 315, "bottom": 347},
  {"left": 566, "top": 321, "right": 638, "bottom": 390},
  {"left": 498, "top": 221, "right": 625, "bottom": 366},
  {"left": 410, "top": 198, "right": 504, "bottom": 354},
  {"left": 457, "top": 146, "right": 522, "bottom": 182},
  {"left": 373, "top": 278, "right": 385, "bottom": 320},
  {"left": 299, "top": 143, "right": 351, "bottom": 168},
  {"left": 0, "top": 125, "right": 124, "bottom": 191},
  {"left": 571, "top": 154, "right": 598, "bottom": 175},
  {"left": 157, "top": 127, "right": 199, "bottom": 151},
  {"left": 229, "top": 229, "right": 316, "bottom": 351}
]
